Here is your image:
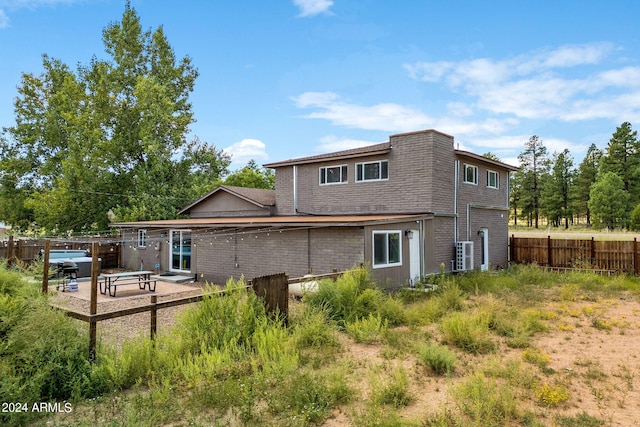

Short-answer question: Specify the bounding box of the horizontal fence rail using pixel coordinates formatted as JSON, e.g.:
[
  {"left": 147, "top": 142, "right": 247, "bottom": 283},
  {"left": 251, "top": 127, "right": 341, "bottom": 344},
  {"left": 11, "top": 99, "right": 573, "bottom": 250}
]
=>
[
  {"left": 509, "top": 235, "right": 640, "bottom": 274},
  {"left": 45, "top": 239, "right": 346, "bottom": 359}
]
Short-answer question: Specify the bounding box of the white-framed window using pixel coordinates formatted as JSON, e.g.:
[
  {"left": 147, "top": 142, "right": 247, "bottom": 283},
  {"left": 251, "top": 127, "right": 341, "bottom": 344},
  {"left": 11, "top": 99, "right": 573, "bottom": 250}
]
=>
[
  {"left": 487, "top": 170, "right": 499, "bottom": 189},
  {"left": 356, "top": 160, "right": 389, "bottom": 182},
  {"left": 319, "top": 165, "right": 348, "bottom": 185},
  {"left": 373, "top": 230, "right": 401, "bottom": 268},
  {"left": 464, "top": 164, "right": 478, "bottom": 185},
  {"left": 137, "top": 229, "right": 147, "bottom": 248}
]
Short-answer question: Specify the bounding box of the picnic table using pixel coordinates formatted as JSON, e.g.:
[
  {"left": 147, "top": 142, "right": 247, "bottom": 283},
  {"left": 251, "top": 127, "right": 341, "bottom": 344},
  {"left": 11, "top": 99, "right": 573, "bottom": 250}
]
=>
[{"left": 99, "top": 270, "right": 156, "bottom": 297}]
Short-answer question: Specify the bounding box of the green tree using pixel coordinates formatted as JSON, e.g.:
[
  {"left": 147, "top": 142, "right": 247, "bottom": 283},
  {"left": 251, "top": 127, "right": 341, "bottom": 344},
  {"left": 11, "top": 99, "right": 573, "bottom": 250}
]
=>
[
  {"left": 517, "top": 135, "right": 549, "bottom": 228},
  {"left": 572, "top": 143, "right": 602, "bottom": 226},
  {"left": 630, "top": 203, "right": 640, "bottom": 231},
  {"left": 509, "top": 169, "right": 524, "bottom": 226},
  {"left": 0, "top": 3, "right": 229, "bottom": 231},
  {"left": 223, "top": 160, "right": 275, "bottom": 189},
  {"left": 541, "top": 149, "right": 574, "bottom": 229},
  {"left": 482, "top": 152, "right": 501, "bottom": 162},
  {"left": 588, "top": 172, "right": 629, "bottom": 230},
  {"left": 599, "top": 122, "right": 640, "bottom": 220}
]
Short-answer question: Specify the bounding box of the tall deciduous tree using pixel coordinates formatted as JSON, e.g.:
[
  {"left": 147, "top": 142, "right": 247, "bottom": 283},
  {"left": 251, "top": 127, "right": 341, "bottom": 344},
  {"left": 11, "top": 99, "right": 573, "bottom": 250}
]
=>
[
  {"left": 541, "top": 149, "right": 574, "bottom": 229},
  {"left": 0, "top": 3, "right": 230, "bottom": 231},
  {"left": 572, "top": 143, "right": 601, "bottom": 226},
  {"left": 223, "top": 160, "right": 275, "bottom": 189},
  {"left": 517, "top": 135, "right": 549, "bottom": 228}
]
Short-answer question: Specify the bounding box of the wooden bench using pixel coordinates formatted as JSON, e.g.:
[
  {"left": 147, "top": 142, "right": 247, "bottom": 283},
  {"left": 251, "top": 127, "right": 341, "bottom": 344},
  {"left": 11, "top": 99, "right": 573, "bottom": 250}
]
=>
[{"left": 99, "top": 271, "right": 156, "bottom": 297}]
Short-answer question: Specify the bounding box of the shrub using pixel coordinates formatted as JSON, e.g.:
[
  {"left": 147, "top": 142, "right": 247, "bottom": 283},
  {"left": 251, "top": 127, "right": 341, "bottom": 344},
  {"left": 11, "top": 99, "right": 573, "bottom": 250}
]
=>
[
  {"left": 452, "top": 373, "right": 520, "bottom": 426},
  {"left": 177, "top": 276, "right": 267, "bottom": 355},
  {"left": 522, "top": 347, "right": 550, "bottom": 369},
  {"left": 440, "top": 311, "right": 495, "bottom": 354},
  {"left": 370, "top": 367, "right": 413, "bottom": 408},
  {"left": 417, "top": 342, "right": 456, "bottom": 375},
  {"left": 345, "top": 313, "right": 388, "bottom": 344},
  {"left": 291, "top": 306, "right": 339, "bottom": 349},
  {"left": 535, "top": 383, "right": 570, "bottom": 407}
]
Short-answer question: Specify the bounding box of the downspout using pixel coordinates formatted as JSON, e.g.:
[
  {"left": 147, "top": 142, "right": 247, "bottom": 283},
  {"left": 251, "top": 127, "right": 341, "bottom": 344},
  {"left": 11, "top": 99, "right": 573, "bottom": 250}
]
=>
[
  {"left": 419, "top": 220, "right": 425, "bottom": 278},
  {"left": 293, "top": 165, "right": 298, "bottom": 214},
  {"left": 454, "top": 161, "right": 459, "bottom": 244}
]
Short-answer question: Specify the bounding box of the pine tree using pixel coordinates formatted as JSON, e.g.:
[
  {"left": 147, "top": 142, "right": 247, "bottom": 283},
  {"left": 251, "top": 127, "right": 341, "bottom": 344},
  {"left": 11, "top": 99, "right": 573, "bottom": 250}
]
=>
[
  {"left": 572, "top": 143, "right": 601, "bottom": 226},
  {"left": 517, "top": 135, "right": 549, "bottom": 228},
  {"left": 600, "top": 122, "right": 640, "bottom": 221},
  {"left": 541, "top": 149, "right": 574, "bottom": 229}
]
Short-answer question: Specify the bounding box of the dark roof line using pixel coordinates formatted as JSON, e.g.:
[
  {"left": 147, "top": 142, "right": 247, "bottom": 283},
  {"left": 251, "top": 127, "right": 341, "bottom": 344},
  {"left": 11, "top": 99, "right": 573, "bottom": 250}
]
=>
[{"left": 263, "top": 142, "right": 392, "bottom": 168}]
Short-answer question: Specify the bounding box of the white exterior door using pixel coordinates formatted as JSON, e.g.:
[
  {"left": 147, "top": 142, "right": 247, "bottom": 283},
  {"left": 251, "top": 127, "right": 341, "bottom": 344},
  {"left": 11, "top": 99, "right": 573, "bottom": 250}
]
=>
[
  {"left": 408, "top": 229, "right": 420, "bottom": 286},
  {"left": 480, "top": 228, "right": 489, "bottom": 271}
]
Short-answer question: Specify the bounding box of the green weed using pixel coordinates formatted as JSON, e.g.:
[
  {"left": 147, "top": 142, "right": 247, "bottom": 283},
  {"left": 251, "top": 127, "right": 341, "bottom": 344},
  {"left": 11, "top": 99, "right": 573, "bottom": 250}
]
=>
[
  {"left": 417, "top": 342, "right": 456, "bottom": 375},
  {"left": 440, "top": 311, "right": 495, "bottom": 354}
]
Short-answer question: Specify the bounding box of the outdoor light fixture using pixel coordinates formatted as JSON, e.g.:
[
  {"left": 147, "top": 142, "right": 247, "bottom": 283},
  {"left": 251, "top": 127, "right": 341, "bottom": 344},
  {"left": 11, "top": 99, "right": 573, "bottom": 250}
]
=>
[{"left": 405, "top": 229, "right": 414, "bottom": 239}]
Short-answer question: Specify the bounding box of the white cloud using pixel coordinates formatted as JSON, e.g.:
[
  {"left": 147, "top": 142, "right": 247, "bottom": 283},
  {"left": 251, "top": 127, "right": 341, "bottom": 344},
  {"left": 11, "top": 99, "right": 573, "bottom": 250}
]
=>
[
  {"left": 0, "top": 0, "right": 82, "bottom": 28},
  {"left": 293, "top": 0, "right": 333, "bottom": 17},
  {"left": 292, "top": 91, "right": 434, "bottom": 132},
  {"left": 223, "top": 139, "right": 269, "bottom": 166},
  {"left": 0, "top": 9, "right": 8, "bottom": 28},
  {"left": 403, "top": 43, "right": 640, "bottom": 123},
  {"left": 315, "top": 135, "right": 378, "bottom": 153},
  {"left": 292, "top": 91, "right": 519, "bottom": 137}
]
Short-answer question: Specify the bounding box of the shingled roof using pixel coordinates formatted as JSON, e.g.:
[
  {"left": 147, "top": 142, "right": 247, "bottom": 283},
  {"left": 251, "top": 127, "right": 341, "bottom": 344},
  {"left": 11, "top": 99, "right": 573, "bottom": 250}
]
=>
[{"left": 263, "top": 142, "right": 392, "bottom": 168}]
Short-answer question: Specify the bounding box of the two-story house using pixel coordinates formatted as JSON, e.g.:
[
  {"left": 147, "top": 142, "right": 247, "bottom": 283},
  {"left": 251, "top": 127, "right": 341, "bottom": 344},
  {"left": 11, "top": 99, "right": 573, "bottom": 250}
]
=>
[{"left": 112, "top": 129, "right": 517, "bottom": 287}]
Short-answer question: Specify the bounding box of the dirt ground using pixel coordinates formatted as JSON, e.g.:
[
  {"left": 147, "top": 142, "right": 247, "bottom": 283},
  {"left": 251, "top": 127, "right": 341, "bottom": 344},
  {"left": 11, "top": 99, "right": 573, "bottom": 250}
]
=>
[
  {"left": 328, "top": 295, "right": 640, "bottom": 426},
  {"left": 50, "top": 282, "right": 640, "bottom": 426}
]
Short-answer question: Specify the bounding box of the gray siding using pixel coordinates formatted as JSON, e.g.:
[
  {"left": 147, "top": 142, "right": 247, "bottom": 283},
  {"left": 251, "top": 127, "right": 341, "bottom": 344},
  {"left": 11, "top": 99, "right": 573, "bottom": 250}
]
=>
[
  {"left": 272, "top": 130, "right": 458, "bottom": 216},
  {"left": 194, "top": 227, "right": 365, "bottom": 285},
  {"left": 189, "top": 191, "right": 271, "bottom": 218}
]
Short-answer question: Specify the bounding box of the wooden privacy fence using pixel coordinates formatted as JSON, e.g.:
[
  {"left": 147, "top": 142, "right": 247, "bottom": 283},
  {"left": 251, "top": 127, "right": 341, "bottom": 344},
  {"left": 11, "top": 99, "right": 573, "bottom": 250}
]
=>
[
  {"left": 1, "top": 236, "right": 121, "bottom": 268},
  {"left": 510, "top": 235, "right": 640, "bottom": 274}
]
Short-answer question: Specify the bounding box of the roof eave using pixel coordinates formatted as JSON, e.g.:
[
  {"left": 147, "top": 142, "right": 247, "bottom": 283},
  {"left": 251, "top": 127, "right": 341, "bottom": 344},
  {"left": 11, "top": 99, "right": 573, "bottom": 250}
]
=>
[{"left": 263, "top": 148, "right": 392, "bottom": 169}]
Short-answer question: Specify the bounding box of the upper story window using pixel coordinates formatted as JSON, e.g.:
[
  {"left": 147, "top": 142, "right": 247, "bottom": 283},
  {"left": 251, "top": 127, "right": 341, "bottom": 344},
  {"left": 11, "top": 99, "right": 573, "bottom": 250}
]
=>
[
  {"left": 319, "top": 165, "right": 348, "bottom": 185},
  {"left": 487, "top": 170, "right": 499, "bottom": 189},
  {"left": 137, "top": 229, "right": 147, "bottom": 248},
  {"left": 463, "top": 164, "right": 478, "bottom": 185},
  {"left": 373, "top": 230, "right": 401, "bottom": 268},
  {"left": 356, "top": 160, "right": 389, "bottom": 182}
]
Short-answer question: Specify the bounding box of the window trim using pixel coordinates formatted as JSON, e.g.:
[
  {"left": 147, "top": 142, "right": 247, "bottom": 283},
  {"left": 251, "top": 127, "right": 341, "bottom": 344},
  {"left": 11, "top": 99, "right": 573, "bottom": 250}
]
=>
[
  {"left": 487, "top": 170, "right": 499, "bottom": 189},
  {"left": 372, "top": 230, "right": 402, "bottom": 268},
  {"left": 319, "top": 164, "right": 348, "bottom": 185},
  {"left": 463, "top": 164, "right": 478, "bottom": 185},
  {"left": 356, "top": 160, "right": 389, "bottom": 182},
  {"left": 137, "top": 229, "right": 147, "bottom": 248}
]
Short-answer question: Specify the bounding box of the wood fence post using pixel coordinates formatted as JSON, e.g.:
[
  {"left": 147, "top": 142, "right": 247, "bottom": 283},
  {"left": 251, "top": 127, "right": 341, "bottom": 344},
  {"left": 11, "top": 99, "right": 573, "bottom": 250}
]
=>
[
  {"left": 547, "top": 235, "right": 552, "bottom": 267},
  {"left": 150, "top": 295, "right": 157, "bottom": 340},
  {"left": 509, "top": 234, "right": 515, "bottom": 263},
  {"left": 634, "top": 238, "right": 638, "bottom": 276},
  {"left": 89, "top": 242, "right": 99, "bottom": 361},
  {"left": 7, "top": 235, "right": 14, "bottom": 268},
  {"left": 42, "top": 240, "right": 50, "bottom": 294},
  {"left": 251, "top": 273, "right": 289, "bottom": 321},
  {"left": 591, "top": 237, "right": 596, "bottom": 267}
]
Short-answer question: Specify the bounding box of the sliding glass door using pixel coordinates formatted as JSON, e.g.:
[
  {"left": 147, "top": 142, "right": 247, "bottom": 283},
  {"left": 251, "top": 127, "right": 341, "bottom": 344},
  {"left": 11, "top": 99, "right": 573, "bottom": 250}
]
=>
[{"left": 170, "top": 230, "right": 191, "bottom": 272}]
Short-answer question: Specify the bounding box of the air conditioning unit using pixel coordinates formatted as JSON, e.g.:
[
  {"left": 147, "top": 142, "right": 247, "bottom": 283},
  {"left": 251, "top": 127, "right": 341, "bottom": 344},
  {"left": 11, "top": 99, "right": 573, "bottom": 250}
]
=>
[{"left": 456, "top": 241, "right": 474, "bottom": 271}]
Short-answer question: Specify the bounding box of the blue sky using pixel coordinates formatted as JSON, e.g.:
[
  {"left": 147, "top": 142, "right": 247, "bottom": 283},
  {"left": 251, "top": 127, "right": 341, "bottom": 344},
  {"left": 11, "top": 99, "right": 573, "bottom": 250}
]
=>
[{"left": 1, "top": 0, "right": 640, "bottom": 169}]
